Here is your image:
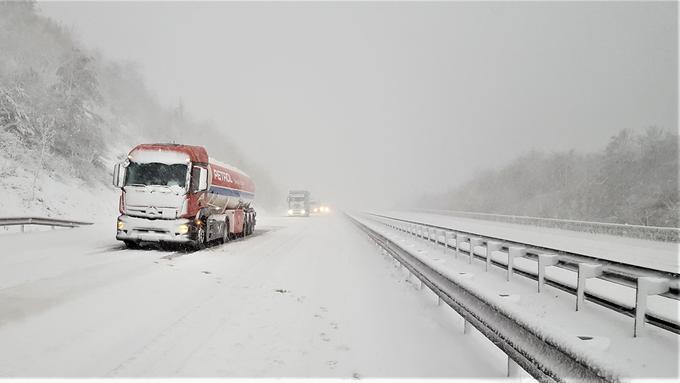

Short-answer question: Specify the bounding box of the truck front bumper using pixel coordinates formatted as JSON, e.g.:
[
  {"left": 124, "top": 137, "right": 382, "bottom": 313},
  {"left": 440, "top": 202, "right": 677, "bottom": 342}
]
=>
[
  {"left": 116, "top": 215, "right": 194, "bottom": 244},
  {"left": 287, "top": 209, "right": 308, "bottom": 217}
]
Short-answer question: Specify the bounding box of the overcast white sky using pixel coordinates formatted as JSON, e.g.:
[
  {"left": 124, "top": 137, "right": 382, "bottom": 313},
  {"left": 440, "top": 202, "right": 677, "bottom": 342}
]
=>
[{"left": 39, "top": 1, "right": 678, "bottom": 209}]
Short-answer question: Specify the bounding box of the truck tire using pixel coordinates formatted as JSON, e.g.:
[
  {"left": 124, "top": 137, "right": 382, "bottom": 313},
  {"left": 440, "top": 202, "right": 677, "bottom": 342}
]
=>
[
  {"left": 221, "top": 218, "right": 230, "bottom": 244},
  {"left": 195, "top": 224, "right": 207, "bottom": 250}
]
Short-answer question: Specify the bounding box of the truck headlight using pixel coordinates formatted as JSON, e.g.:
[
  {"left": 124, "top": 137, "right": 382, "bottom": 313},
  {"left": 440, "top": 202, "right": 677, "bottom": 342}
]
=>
[
  {"left": 178, "top": 224, "right": 190, "bottom": 234},
  {"left": 288, "top": 209, "right": 293, "bottom": 215},
  {"left": 117, "top": 220, "right": 125, "bottom": 230},
  {"left": 301, "top": 209, "right": 306, "bottom": 215}
]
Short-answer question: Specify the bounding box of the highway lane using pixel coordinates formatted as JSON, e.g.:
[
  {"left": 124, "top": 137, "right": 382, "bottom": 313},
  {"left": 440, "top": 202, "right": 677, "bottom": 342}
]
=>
[{"left": 0, "top": 214, "right": 505, "bottom": 378}]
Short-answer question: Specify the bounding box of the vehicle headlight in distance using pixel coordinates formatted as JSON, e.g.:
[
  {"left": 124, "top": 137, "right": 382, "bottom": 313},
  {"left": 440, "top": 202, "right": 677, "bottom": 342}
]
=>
[
  {"left": 301, "top": 209, "right": 306, "bottom": 214},
  {"left": 288, "top": 209, "right": 293, "bottom": 215},
  {"left": 117, "top": 220, "right": 125, "bottom": 230},
  {"left": 177, "top": 224, "right": 190, "bottom": 234}
]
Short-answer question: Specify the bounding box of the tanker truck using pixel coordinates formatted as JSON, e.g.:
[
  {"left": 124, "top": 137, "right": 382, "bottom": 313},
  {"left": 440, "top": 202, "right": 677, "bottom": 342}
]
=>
[{"left": 112, "top": 143, "right": 256, "bottom": 249}]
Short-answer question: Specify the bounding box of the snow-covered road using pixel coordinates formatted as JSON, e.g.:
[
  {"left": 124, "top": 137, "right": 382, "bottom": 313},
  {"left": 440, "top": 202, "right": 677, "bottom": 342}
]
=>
[{"left": 0, "top": 214, "right": 506, "bottom": 378}]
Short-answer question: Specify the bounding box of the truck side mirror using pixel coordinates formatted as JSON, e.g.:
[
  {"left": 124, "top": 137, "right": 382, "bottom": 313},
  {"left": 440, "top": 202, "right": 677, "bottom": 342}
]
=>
[
  {"left": 198, "top": 167, "right": 208, "bottom": 191},
  {"left": 113, "top": 163, "right": 126, "bottom": 188}
]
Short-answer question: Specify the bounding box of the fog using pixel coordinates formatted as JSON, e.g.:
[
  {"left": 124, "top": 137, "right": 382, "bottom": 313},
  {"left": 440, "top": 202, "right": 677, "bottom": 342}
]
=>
[{"left": 39, "top": 1, "right": 677, "bottom": 210}]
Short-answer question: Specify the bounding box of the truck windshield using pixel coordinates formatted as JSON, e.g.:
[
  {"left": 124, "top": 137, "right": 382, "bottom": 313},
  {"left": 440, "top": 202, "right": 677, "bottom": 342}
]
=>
[{"left": 125, "top": 162, "right": 188, "bottom": 188}]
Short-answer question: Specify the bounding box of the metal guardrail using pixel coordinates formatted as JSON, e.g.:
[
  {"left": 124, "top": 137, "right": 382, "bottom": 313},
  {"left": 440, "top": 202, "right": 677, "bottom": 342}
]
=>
[
  {"left": 0, "top": 217, "right": 93, "bottom": 232},
  {"left": 417, "top": 209, "right": 680, "bottom": 242},
  {"left": 347, "top": 213, "right": 615, "bottom": 382},
  {"left": 366, "top": 212, "right": 679, "bottom": 336}
]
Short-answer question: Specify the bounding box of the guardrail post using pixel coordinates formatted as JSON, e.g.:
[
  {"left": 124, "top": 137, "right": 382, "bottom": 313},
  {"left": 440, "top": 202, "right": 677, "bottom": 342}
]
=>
[
  {"left": 463, "top": 319, "right": 471, "bottom": 334},
  {"left": 468, "top": 237, "right": 483, "bottom": 264},
  {"left": 455, "top": 234, "right": 468, "bottom": 259},
  {"left": 507, "top": 357, "right": 520, "bottom": 378},
  {"left": 537, "top": 254, "right": 559, "bottom": 293},
  {"left": 634, "top": 277, "right": 670, "bottom": 337},
  {"left": 507, "top": 247, "right": 526, "bottom": 281},
  {"left": 21, "top": 224, "right": 25, "bottom": 233},
  {"left": 576, "top": 264, "right": 603, "bottom": 311},
  {"left": 485, "top": 241, "right": 502, "bottom": 271}
]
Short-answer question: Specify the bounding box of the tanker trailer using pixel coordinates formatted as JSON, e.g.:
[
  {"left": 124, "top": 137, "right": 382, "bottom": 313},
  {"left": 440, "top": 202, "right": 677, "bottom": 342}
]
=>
[{"left": 112, "top": 143, "right": 256, "bottom": 249}]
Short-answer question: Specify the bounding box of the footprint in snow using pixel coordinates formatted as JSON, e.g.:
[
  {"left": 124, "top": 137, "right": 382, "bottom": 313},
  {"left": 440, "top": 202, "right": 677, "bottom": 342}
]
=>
[
  {"left": 330, "top": 322, "right": 339, "bottom": 330},
  {"left": 327, "top": 360, "right": 338, "bottom": 369}
]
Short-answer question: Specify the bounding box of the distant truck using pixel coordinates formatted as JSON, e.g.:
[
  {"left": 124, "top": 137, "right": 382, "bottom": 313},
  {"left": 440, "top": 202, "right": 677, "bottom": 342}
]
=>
[
  {"left": 112, "top": 143, "right": 256, "bottom": 249},
  {"left": 287, "top": 190, "right": 310, "bottom": 217}
]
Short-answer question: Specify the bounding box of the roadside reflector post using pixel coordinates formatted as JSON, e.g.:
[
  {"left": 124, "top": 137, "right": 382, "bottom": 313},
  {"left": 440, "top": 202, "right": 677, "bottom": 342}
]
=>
[
  {"left": 576, "top": 263, "right": 603, "bottom": 311},
  {"left": 485, "top": 241, "right": 502, "bottom": 271},
  {"left": 507, "top": 247, "right": 526, "bottom": 281},
  {"left": 455, "top": 234, "right": 469, "bottom": 259},
  {"left": 537, "top": 253, "right": 559, "bottom": 293},
  {"left": 507, "top": 356, "right": 520, "bottom": 378},
  {"left": 463, "top": 319, "right": 471, "bottom": 334},
  {"left": 634, "top": 277, "right": 670, "bottom": 337},
  {"left": 21, "top": 224, "right": 25, "bottom": 233},
  {"left": 468, "top": 237, "right": 483, "bottom": 264},
  {"left": 444, "top": 231, "right": 449, "bottom": 249}
]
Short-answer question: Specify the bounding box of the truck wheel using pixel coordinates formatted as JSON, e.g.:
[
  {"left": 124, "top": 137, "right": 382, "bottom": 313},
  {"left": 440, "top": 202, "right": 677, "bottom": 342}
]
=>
[
  {"left": 221, "top": 218, "right": 230, "bottom": 244},
  {"left": 124, "top": 240, "right": 140, "bottom": 249},
  {"left": 248, "top": 218, "right": 255, "bottom": 235},
  {"left": 195, "top": 225, "right": 207, "bottom": 250}
]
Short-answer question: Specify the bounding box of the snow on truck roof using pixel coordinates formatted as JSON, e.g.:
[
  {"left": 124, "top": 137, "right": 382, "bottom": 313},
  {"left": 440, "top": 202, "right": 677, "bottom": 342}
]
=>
[{"left": 129, "top": 148, "right": 189, "bottom": 165}]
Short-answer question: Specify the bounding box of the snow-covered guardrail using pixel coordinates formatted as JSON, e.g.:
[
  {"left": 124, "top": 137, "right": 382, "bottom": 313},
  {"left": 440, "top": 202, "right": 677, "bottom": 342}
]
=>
[
  {"left": 347, "top": 213, "right": 616, "bottom": 382},
  {"left": 0, "top": 217, "right": 93, "bottom": 232},
  {"left": 419, "top": 209, "right": 680, "bottom": 242},
  {"left": 367, "top": 212, "right": 680, "bottom": 337}
]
